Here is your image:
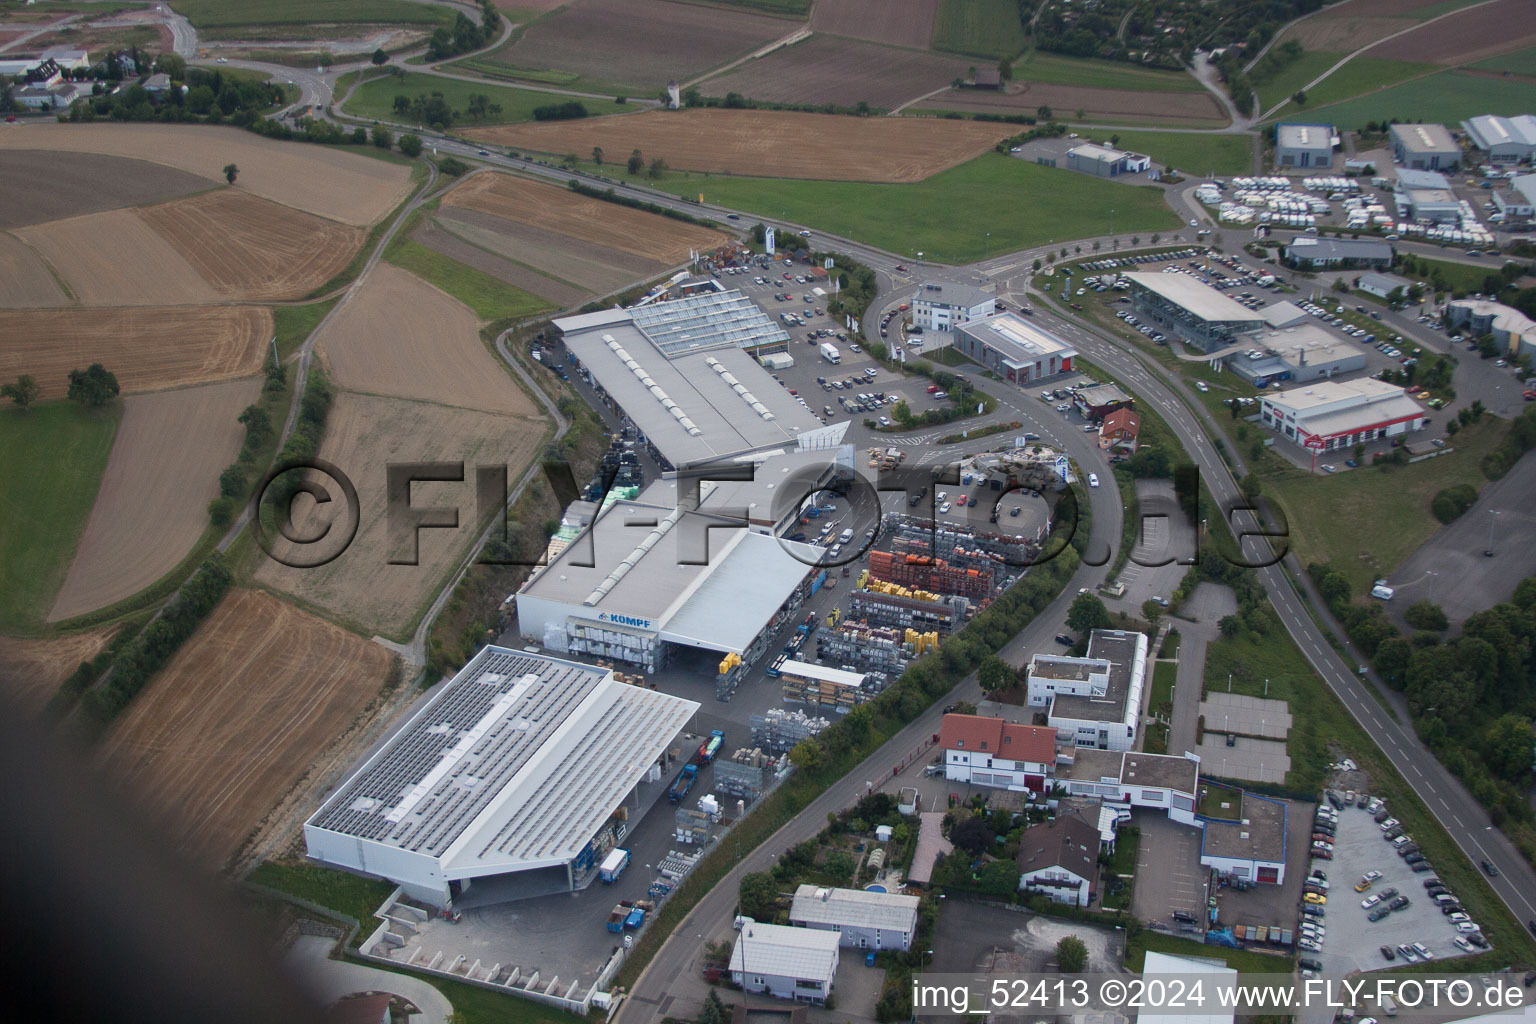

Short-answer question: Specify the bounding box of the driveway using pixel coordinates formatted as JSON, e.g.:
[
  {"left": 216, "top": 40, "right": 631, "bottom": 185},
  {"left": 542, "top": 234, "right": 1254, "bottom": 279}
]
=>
[
  {"left": 1131, "top": 810, "right": 1209, "bottom": 934},
  {"left": 284, "top": 934, "right": 453, "bottom": 1024},
  {"left": 1167, "top": 583, "right": 1237, "bottom": 755}
]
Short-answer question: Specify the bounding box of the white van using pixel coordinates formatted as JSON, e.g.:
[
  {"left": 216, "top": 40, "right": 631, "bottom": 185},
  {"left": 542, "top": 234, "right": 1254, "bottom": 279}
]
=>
[
  {"left": 838, "top": 527, "right": 854, "bottom": 544},
  {"left": 1370, "top": 582, "right": 1395, "bottom": 600}
]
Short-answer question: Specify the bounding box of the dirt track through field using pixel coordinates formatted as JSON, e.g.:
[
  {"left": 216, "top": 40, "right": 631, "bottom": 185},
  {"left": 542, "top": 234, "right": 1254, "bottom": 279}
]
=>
[
  {"left": 1365, "top": 0, "right": 1536, "bottom": 64},
  {"left": 811, "top": 0, "right": 937, "bottom": 48},
  {"left": 0, "top": 124, "right": 413, "bottom": 226},
  {"left": 696, "top": 33, "right": 973, "bottom": 110},
  {"left": 18, "top": 207, "right": 218, "bottom": 307},
  {"left": 0, "top": 306, "right": 272, "bottom": 399},
  {"left": 95, "top": 588, "right": 395, "bottom": 871},
  {"left": 138, "top": 189, "right": 364, "bottom": 301},
  {"left": 255, "top": 392, "right": 545, "bottom": 637},
  {"left": 442, "top": 171, "right": 727, "bottom": 262},
  {"left": 468, "top": 108, "right": 1009, "bottom": 182},
  {"left": 0, "top": 231, "right": 69, "bottom": 307},
  {"left": 0, "top": 149, "right": 212, "bottom": 230},
  {"left": 48, "top": 378, "right": 260, "bottom": 622},
  {"left": 0, "top": 627, "right": 114, "bottom": 716},
  {"left": 317, "top": 262, "right": 535, "bottom": 415},
  {"left": 412, "top": 218, "right": 591, "bottom": 308}
]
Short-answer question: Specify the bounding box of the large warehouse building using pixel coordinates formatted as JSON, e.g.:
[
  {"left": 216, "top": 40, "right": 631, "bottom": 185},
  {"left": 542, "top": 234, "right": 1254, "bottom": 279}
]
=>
[
  {"left": 1226, "top": 325, "right": 1365, "bottom": 386},
  {"left": 954, "top": 312, "right": 1077, "bottom": 384},
  {"left": 1260, "top": 378, "right": 1425, "bottom": 452},
  {"left": 1123, "top": 272, "right": 1264, "bottom": 352},
  {"left": 304, "top": 648, "right": 699, "bottom": 908},
  {"left": 1461, "top": 114, "right": 1536, "bottom": 164},
  {"left": 1275, "top": 123, "right": 1334, "bottom": 169},
  {"left": 1283, "top": 237, "right": 1393, "bottom": 270},
  {"left": 555, "top": 292, "right": 845, "bottom": 469},
  {"left": 1390, "top": 122, "right": 1459, "bottom": 171}
]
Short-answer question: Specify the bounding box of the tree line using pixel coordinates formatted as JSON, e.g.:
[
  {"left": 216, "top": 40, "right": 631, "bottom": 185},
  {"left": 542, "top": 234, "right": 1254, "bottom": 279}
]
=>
[
  {"left": 425, "top": 0, "right": 501, "bottom": 62},
  {"left": 1, "top": 365, "right": 119, "bottom": 411}
]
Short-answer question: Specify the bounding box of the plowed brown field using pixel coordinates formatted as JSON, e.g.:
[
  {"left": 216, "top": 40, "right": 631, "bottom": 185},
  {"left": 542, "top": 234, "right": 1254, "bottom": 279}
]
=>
[
  {"left": 0, "top": 124, "right": 413, "bottom": 226},
  {"left": 441, "top": 171, "right": 727, "bottom": 262},
  {"left": 255, "top": 392, "right": 545, "bottom": 637},
  {"left": 810, "top": 0, "right": 937, "bottom": 48},
  {"left": 0, "top": 306, "right": 272, "bottom": 399},
  {"left": 0, "top": 149, "right": 211, "bottom": 231},
  {"left": 17, "top": 207, "right": 218, "bottom": 307},
  {"left": 137, "top": 189, "right": 364, "bottom": 301},
  {"left": 317, "top": 262, "right": 535, "bottom": 415},
  {"left": 699, "top": 33, "right": 971, "bottom": 109},
  {"left": 95, "top": 589, "right": 395, "bottom": 871},
  {"left": 932, "top": 81, "right": 1227, "bottom": 126},
  {"left": 48, "top": 379, "right": 260, "bottom": 623},
  {"left": 0, "top": 627, "right": 114, "bottom": 716},
  {"left": 1367, "top": 0, "right": 1536, "bottom": 64},
  {"left": 468, "top": 108, "right": 1008, "bottom": 182},
  {"left": 413, "top": 217, "right": 592, "bottom": 308},
  {"left": 0, "top": 231, "right": 68, "bottom": 307}
]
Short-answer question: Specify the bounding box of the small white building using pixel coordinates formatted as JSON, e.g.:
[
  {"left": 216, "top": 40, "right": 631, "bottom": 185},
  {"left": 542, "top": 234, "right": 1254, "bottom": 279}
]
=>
[
  {"left": 1356, "top": 271, "right": 1411, "bottom": 300},
  {"left": 789, "top": 885, "right": 919, "bottom": 951},
  {"left": 1016, "top": 812, "right": 1101, "bottom": 907},
  {"left": 1260, "top": 378, "right": 1426, "bottom": 452},
  {"left": 1142, "top": 952, "right": 1238, "bottom": 1024},
  {"left": 1058, "top": 748, "right": 1201, "bottom": 827},
  {"left": 1027, "top": 630, "right": 1146, "bottom": 751},
  {"left": 1199, "top": 789, "right": 1289, "bottom": 885},
  {"left": 730, "top": 922, "right": 840, "bottom": 1004},
  {"left": 911, "top": 281, "right": 995, "bottom": 334}
]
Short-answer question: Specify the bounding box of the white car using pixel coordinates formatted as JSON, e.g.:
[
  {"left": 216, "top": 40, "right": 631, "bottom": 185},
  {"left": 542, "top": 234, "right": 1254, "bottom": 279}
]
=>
[
  {"left": 938, "top": 502, "right": 951, "bottom": 514},
  {"left": 1361, "top": 894, "right": 1382, "bottom": 909},
  {"left": 1088, "top": 473, "right": 1100, "bottom": 488}
]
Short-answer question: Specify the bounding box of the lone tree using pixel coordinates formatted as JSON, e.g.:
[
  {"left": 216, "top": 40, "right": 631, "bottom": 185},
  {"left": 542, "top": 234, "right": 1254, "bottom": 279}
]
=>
[
  {"left": 1142, "top": 598, "right": 1164, "bottom": 630},
  {"left": 222, "top": 163, "right": 238, "bottom": 184},
  {"left": 0, "top": 373, "right": 38, "bottom": 411},
  {"left": 592, "top": 145, "right": 604, "bottom": 166},
  {"left": 1067, "top": 592, "right": 1111, "bottom": 635},
  {"left": 948, "top": 815, "right": 995, "bottom": 856},
  {"left": 67, "top": 363, "right": 119, "bottom": 408},
  {"left": 1056, "top": 936, "right": 1089, "bottom": 972},
  {"left": 371, "top": 47, "right": 388, "bottom": 66},
  {"left": 398, "top": 133, "right": 423, "bottom": 157},
  {"left": 627, "top": 147, "right": 644, "bottom": 175},
  {"left": 978, "top": 654, "right": 1014, "bottom": 693}
]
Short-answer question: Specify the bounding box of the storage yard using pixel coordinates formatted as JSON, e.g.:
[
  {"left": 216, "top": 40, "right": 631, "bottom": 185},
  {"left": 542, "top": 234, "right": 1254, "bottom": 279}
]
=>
[
  {"left": 0, "top": 124, "right": 414, "bottom": 227},
  {"left": 0, "top": 306, "right": 273, "bottom": 399},
  {"left": 466, "top": 109, "right": 1009, "bottom": 182},
  {"left": 315, "top": 263, "right": 537, "bottom": 416},
  {"left": 95, "top": 589, "right": 397, "bottom": 872},
  {"left": 48, "top": 378, "right": 260, "bottom": 623}
]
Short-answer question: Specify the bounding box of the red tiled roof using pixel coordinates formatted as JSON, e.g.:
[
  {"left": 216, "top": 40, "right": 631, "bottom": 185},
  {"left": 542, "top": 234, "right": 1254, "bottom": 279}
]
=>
[
  {"left": 1101, "top": 408, "right": 1141, "bottom": 437},
  {"left": 939, "top": 714, "right": 1055, "bottom": 765}
]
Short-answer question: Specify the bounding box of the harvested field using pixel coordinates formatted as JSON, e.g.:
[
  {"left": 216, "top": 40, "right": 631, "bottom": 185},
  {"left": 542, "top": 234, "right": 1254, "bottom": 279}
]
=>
[
  {"left": 48, "top": 379, "right": 260, "bottom": 622},
  {"left": 698, "top": 33, "right": 972, "bottom": 109},
  {"left": 441, "top": 171, "right": 727, "bottom": 262},
  {"left": 0, "top": 124, "right": 413, "bottom": 226},
  {"left": 928, "top": 80, "right": 1228, "bottom": 126},
  {"left": 255, "top": 392, "right": 545, "bottom": 637},
  {"left": 0, "top": 150, "right": 211, "bottom": 230},
  {"left": 467, "top": 108, "right": 1008, "bottom": 182},
  {"left": 435, "top": 207, "right": 662, "bottom": 296},
  {"left": 1366, "top": 0, "right": 1536, "bottom": 65},
  {"left": 811, "top": 0, "right": 937, "bottom": 49},
  {"left": 316, "top": 262, "right": 535, "bottom": 415},
  {"left": 481, "top": 0, "right": 787, "bottom": 93},
  {"left": 0, "top": 306, "right": 271, "bottom": 399},
  {"left": 413, "top": 217, "right": 591, "bottom": 309},
  {"left": 0, "top": 231, "right": 68, "bottom": 308},
  {"left": 95, "top": 588, "right": 395, "bottom": 871},
  {"left": 137, "top": 189, "right": 364, "bottom": 301},
  {"left": 18, "top": 207, "right": 218, "bottom": 307},
  {"left": 0, "top": 628, "right": 114, "bottom": 717}
]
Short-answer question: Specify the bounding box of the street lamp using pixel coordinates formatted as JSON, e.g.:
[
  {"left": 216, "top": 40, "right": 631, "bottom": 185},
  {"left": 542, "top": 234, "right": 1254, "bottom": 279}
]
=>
[{"left": 1485, "top": 508, "right": 1499, "bottom": 557}]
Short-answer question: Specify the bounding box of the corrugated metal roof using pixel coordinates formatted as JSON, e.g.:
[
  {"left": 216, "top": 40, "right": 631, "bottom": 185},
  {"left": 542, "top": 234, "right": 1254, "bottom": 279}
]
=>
[
  {"left": 1123, "top": 272, "right": 1266, "bottom": 325},
  {"left": 790, "top": 885, "right": 919, "bottom": 932},
  {"left": 731, "top": 923, "right": 840, "bottom": 980}
]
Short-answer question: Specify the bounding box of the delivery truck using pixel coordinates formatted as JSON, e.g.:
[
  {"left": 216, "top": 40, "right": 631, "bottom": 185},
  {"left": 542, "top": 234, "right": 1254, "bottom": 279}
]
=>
[
  {"left": 821, "top": 342, "right": 841, "bottom": 364},
  {"left": 599, "top": 847, "right": 630, "bottom": 883},
  {"left": 697, "top": 729, "right": 724, "bottom": 763},
  {"left": 668, "top": 763, "right": 698, "bottom": 802}
]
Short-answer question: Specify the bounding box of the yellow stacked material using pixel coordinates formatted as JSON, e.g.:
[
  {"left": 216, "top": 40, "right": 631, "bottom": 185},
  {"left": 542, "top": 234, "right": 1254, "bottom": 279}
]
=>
[
  {"left": 857, "top": 569, "right": 870, "bottom": 588},
  {"left": 905, "top": 630, "right": 940, "bottom": 656},
  {"left": 718, "top": 652, "right": 741, "bottom": 674}
]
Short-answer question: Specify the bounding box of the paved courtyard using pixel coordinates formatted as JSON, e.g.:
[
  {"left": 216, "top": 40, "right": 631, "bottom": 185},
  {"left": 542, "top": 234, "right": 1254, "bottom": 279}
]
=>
[
  {"left": 1200, "top": 693, "right": 1292, "bottom": 740},
  {"left": 1130, "top": 810, "right": 1209, "bottom": 934},
  {"left": 1194, "top": 735, "right": 1291, "bottom": 784}
]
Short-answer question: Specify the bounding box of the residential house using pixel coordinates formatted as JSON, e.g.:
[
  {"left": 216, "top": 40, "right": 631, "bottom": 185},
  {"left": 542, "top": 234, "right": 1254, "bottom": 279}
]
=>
[
  {"left": 1098, "top": 408, "right": 1141, "bottom": 453},
  {"left": 1016, "top": 812, "right": 1101, "bottom": 907},
  {"left": 940, "top": 713, "right": 1057, "bottom": 793}
]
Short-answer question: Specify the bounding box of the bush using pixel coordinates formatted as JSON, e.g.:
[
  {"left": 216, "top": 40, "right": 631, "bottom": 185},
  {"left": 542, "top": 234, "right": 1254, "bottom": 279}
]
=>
[
  {"left": 1431, "top": 483, "right": 1478, "bottom": 523},
  {"left": 207, "top": 496, "right": 234, "bottom": 527},
  {"left": 1403, "top": 601, "right": 1448, "bottom": 632}
]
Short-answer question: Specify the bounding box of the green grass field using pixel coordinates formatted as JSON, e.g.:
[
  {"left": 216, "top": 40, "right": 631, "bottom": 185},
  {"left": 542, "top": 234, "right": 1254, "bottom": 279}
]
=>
[
  {"left": 343, "top": 71, "right": 635, "bottom": 127},
  {"left": 1088, "top": 129, "right": 1253, "bottom": 176},
  {"left": 384, "top": 233, "right": 554, "bottom": 322},
  {"left": 1016, "top": 52, "right": 1204, "bottom": 92},
  {"left": 0, "top": 403, "right": 120, "bottom": 630},
  {"left": 932, "top": 0, "right": 1028, "bottom": 60},
  {"left": 1289, "top": 69, "right": 1536, "bottom": 130},
  {"left": 1126, "top": 930, "right": 1290, "bottom": 976},
  {"left": 644, "top": 152, "right": 1177, "bottom": 263},
  {"left": 1253, "top": 49, "right": 1339, "bottom": 112},
  {"left": 1469, "top": 45, "right": 1536, "bottom": 76},
  {"left": 173, "top": 0, "right": 451, "bottom": 28}
]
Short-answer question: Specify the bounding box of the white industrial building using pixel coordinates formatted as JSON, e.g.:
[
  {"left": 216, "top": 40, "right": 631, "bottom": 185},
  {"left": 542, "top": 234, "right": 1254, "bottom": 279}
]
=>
[
  {"left": 1142, "top": 952, "right": 1238, "bottom": 1024},
  {"left": 303, "top": 648, "right": 698, "bottom": 908},
  {"left": 554, "top": 292, "right": 845, "bottom": 469},
  {"left": 1461, "top": 114, "right": 1536, "bottom": 164},
  {"left": 1124, "top": 272, "right": 1265, "bottom": 353},
  {"left": 1066, "top": 143, "right": 1150, "bottom": 178},
  {"left": 1058, "top": 748, "right": 1201, "bottom": 827},
  {"left": 939, "top": 713, "right": 1058, "bottom": 793},
  {"left": 789, "top": 885, "right": 919, "bottom": 951},
  {"left": 1199, "top": 790, "right": 1289, "bottom": 885},
  {"left": 730, "top": 922, "right": 840, "bottom": 1004},
  {"left": 910, "top": 280, "right": 995, "bottom": 334},
  {"left": 1390, "top": 122, "right": 1460, "bottom": 171},
  {"left": 1394, "top": 167, "right": 1462, "bottom": 224},
  {"left": 1226, "top": 325, "right": 1366, "bottom": 386},
  {"left": 953, "top": 311, "right": 1077, "bottom": 384},
  {"left": 1260, "top": 377, "right": 1426, "bottom": 452},
  {"left": 1027, "top": 630, "right": 1147, "bottom": 751},
  {"left": 1356, "top": 271, "right": 1412, "bottom": 300},
  {"left": 1283, "top": 236, "right": 1393, "bottom": 270},
  {"left": 1275, "top": 123, "right": 1334, "bottom": 169}
]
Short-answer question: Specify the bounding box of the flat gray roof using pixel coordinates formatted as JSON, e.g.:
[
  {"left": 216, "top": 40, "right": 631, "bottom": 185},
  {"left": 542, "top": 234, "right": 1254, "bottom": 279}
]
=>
[
  {"left": 1260, "top": 301, "right": 1309, "bottom": 328},
  {"left": 305, "top": 648, "right": 698, "bottom": 874},
  {"left": 1276, "top": 123, "right": 1332, "bottom": 150},
  {"left": 1060, "top": 747, "right": 1125, "bottom": 783},
  {"left": 791, "top": 884, "right": 919, "bottom": 933},
  {"left": 520, "top": 498, "right": 822, "bottom": 652},
  {"left": 1390, "top": 122, "right": 1456, "bottom": 154},
  {"left": 956, "top": 312, "right": 1076, "bottom": 366},
  {"left": 1202, "top": 791, "right": 1286, "bottom": 863},
  {"left": 914, "top": 280, "right": 993, "bottom": 310},
  {"left": 1394, "top": 167, "right": 1450, "bottom": 190},
  {"left": 1051, "top": 630, "right": 1144, "bottom": 724},
  {"left": 1122, "top": 752, "right": 1198, "bottom": 794},
  {"left": 555, "top": 299, "right": 826, "bottom": 466},
  {"left": 1285, "top": 237, "right": 1393, "bottom": 263},
  {"left": 1030, "top": 655, "right": 1107, "bottom": 683},
  {"left": 1124, "top": 272, "right": 1265, "bottom": 325}
]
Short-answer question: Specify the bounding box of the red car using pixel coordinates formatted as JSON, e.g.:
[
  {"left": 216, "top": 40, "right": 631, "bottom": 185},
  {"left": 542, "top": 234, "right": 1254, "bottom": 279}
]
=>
[
  {"left": 1524, "top": 390, "right": 1536, "bottom": 401},
  {"left": 895, "top": 264, "right": 908, "bottom": 271},
  {"left": 783, "top": 273, "right": 792, "bottom": 279}
]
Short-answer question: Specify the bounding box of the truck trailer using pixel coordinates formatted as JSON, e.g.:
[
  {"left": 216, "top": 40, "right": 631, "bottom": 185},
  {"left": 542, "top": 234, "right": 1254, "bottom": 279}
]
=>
[
  {"left": 599, "top": 847, "right": 631, "bottom": 883},
  {"left": 668, "top": 763, "right": 698, "bottom": 803},
  {"left": 697, "top": 730, "right": 724, "bottom": 763}
]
